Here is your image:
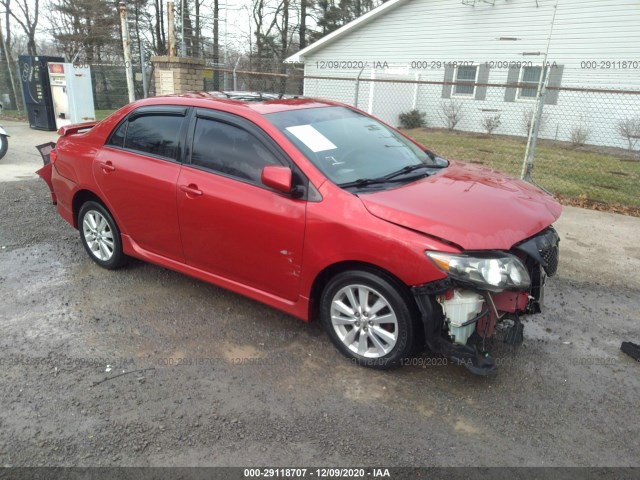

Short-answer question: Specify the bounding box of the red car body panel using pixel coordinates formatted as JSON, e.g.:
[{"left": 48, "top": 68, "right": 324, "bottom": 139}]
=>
[
  {"left": 176, "top": 165, "right": 307, "bottom": 301},
  {"left": 43, "top": 94, "right": 561, "bottom": 324},
  {"left": 94, "top": 147, "right": 184, "bottom": 262},
  {"left": 36, "top": 163, "right": 56, "bottom": 203},
  {"left": 361, "top": 161, "right": 562, "bottom": 250}
]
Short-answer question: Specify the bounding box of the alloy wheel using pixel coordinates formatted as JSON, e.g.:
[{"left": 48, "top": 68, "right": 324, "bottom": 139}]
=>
[
  {"left": 82, "top": 210, "right": 115, "bottom": 261},
  {"left": 330, "top": 284, "right": 399, "bottom": 358}
]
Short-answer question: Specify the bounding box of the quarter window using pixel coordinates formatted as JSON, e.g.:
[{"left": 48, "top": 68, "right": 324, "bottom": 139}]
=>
[
  {"left": 453, "top": 66, "right": 478, "bottom": 96},
  {"left": 123, "top": 114, "right": 183, "bottom": 159},
  {"left": 519, "top": 66, "right": 543, "bottom": 99},
  {"left": 191, "top": 117, "right": 280, "bottom": 183},
  {"left": 108, "top": 121, "right": 126, "bottom": 147}
]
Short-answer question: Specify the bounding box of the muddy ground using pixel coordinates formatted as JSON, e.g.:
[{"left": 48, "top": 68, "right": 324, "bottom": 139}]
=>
[{"left": 0, "top": 121, "right": 639, "bottom": 467}]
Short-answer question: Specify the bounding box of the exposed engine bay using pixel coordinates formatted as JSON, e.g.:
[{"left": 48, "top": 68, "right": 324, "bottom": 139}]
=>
[{"left": 414, "top": 227, "right": 560, "bottom": 375}]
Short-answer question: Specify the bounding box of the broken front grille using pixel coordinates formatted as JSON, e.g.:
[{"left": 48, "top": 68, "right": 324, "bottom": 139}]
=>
[
  {"left": 540, "top": 243, "right": 559, "bottom": 276},
  {"left": 513, "top": 227, "right": 560, "bottom": 278}
]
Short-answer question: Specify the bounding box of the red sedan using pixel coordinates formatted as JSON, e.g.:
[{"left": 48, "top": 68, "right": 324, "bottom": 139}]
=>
[{"left": 38, "top": 92, "right": 561, "bottom": 375}]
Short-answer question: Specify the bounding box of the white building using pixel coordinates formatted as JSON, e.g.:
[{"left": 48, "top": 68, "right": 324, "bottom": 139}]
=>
[{"left": 286, "top": 0, "right": 640, "bottom": 150}]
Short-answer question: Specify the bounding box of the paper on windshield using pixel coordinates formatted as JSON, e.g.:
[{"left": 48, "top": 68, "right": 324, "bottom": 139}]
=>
[{"left": 285, "top": 125, "right": 337, "bottom": 153}]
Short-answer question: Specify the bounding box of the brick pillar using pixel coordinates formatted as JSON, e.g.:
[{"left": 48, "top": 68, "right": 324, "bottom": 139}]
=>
[{"left": 150, "top": 56, "right": 205, "bottom": 96}]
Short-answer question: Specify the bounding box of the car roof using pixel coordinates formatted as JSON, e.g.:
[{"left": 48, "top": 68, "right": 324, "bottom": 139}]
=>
[{"left": 150, "top": 91, "right": 342, "bottom": 115}]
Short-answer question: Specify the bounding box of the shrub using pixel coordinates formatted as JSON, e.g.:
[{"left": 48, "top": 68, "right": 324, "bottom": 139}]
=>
[
  {"left": 570, "top": 125, "right": 590, "bottom": 147},
  {"left": 616, "top": 117, "right": 640, "bottom": 151},
  {"left": 440, "top": 100, "right": 463, "bottom": 131},
  {"left": 480, "top": 114, "right": 502, "bottom": 135},
  {"left": 398, "top": 109, "right": 426, "bottom": 129}
]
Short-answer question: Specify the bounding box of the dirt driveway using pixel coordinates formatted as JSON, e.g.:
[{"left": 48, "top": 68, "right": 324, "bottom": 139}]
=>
[{"left": 0, "top": 120, "right": 638, "bottom": 467}]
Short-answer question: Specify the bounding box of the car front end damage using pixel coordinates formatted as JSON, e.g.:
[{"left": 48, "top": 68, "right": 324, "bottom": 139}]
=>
[{"left": 412, "top": 227, "right": 560, "bottom": 375}]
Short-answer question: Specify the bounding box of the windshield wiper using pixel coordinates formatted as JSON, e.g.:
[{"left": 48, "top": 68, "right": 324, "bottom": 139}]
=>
[
  {"left": 425, "top": 149, "right": 449, "bottom": 167},
  {"left": 338, "top": 178, "right": 392, "bottom": 188},
  {"left": 338, "top": 164, "right": 434, "bottom": 189},
  {"left": 382, "top": 163, "right": 435, "bottom": 181}
]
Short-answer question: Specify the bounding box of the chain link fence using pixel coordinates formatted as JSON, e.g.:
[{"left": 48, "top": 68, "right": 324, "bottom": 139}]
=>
[
  {"left": 300, "top": 73, "right": 640, "bottom": 209},
  {"left": 90, "top": 64, "right": 145, "bottom": 111},
  {"left": 200, "top": 68, "right": 640, "bottom": 209},
  {"left": 3, "top": 60, "right": 637, "bottom": 209},
  {"left": 204, "top": 67, "right": 304, "bottom": 96}
]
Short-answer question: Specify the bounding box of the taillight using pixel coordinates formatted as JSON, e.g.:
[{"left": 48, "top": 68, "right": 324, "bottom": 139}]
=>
[{"left": 49, "top": 149, "right": 58, "bottom": 165}]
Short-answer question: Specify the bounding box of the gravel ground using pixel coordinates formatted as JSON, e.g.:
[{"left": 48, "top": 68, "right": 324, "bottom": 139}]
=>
[{"left": 0, "top": 122, "right": 639, "bottom": 468}]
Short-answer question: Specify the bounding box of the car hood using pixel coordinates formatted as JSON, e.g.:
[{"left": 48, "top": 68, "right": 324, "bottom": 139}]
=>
[{"left": 359, "top": 161, "right": 562, "bottom": 251}]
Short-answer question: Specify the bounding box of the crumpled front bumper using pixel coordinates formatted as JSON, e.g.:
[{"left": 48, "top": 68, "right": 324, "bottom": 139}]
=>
[{"left": 412, "top": 227, "right": 560, "bottom": 375}]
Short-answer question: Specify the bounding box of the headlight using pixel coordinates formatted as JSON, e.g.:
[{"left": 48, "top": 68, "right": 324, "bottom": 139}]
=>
[{"left": 426, "top": 251, "right": 531, "bottom": 292}]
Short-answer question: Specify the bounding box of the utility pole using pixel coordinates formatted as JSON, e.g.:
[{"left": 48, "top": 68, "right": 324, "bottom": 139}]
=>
[
  {"left": 167, "top": 2, "right": 175, "bottom": 57},
  {"left": 134, "top": 1, "right": 148, "bottom": 98},
  {"left": 0, "top": 20, "right": 20, "bottom": 112},
  {"left": 118, "top": 2, "right": 136, "bottom": 103},
  {"left": 213, "top": 0, "right": 219, "bottom": 90},
  {"left": 521, "top": 0, "right": 559, "bottom": 182},
  {"left": 139, "top": 45, "right": 149, "bottom": 98},
  {"left": 223, "top": 9, "right": 228, "bottom": 90},
  {"left": 180, "top": 0, "right": 185, "bottom": 56}
]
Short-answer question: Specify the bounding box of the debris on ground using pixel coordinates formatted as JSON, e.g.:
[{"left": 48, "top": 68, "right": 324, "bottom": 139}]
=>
[{"left": 621, "top": 342, "right": 640, "bottom": 362}]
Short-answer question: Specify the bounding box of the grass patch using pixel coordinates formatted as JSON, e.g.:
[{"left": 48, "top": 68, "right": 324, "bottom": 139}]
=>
[
  {"left": 404, "top": 128, "right": 640, "bottom": 208},
  {"left": 0, "top": 109, "right": 28, "bottom": 122},
  {"left": 95, "top": 109, "right": 116, "bottom": 121},
  {"left": 1, "top": 109, "right": 115, "bottom": 122}
]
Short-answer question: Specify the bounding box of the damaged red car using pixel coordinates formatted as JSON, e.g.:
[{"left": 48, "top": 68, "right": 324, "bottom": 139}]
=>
[{"left": 38, "top": 92, "right": 561, "bottom": 375}]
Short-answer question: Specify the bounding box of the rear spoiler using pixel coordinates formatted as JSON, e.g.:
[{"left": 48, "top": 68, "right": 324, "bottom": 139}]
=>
[{"left": 57, "top": 121, "right": 98, "bottom": 136}]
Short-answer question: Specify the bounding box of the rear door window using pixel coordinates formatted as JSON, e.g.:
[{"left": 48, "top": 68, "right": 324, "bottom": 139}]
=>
[
  {"left": 124, "top": 114, "right": 183, "bottom": 160},
  {"left": 106, "top": 106, "right": 188, "bottom": 161}
]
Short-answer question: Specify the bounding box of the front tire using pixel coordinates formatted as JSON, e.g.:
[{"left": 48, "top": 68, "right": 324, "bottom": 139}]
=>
[
  {"left": 320, "top": 270, "right": 418, "bottom": 369},
  {"left": 78, "top": 201, "right": 126, "bottom": 270},
  {"left": 0, "top": 135, "right": 8, "bottom": 160}
]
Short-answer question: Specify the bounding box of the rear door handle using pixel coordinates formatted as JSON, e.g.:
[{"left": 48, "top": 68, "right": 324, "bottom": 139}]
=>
[
  {"left": 179, "top": 184, "right": 203, "bottom": 197},
  {"left": 100, "top": 161, "right": 115, "bottom": 172}
]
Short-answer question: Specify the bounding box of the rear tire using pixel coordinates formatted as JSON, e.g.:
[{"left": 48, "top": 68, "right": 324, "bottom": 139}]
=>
[
  {"left": 78, "top": 201, "right": 127, "bottom": 270},
  {"left": 0, "top": 135, "right": 7, "bottom": 160},
  {"left": 320, "top": 270, "right": 418, "bottom": 369}
]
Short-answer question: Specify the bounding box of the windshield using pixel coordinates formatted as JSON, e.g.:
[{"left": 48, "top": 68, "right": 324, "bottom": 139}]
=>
[{"left": 264, "top": 106, "right": 446, "bottom": 188}]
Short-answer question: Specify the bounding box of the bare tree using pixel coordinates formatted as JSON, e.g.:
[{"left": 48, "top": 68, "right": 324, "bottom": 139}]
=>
[
  {"left": 153, "top": 0, "right": 166, "bottom": 55},
  {"left": 0, "top": 0, "right": 22, "bottom": 110},
  {"left": 299, "top": 0, "right": 306, "bottom": 50},
  {"left": 616, "top": 117, "right": 640, "bottom": 151},
  {"left": 6, "top": 0, "right": 39, "bottom": 55},
  {"left": 570, "top": 125, "right": 590, "bottom": 147},
  {"left": 213, "top": 0, "right": 219, "bottom": 88},
  {"left": 193, "top": 0, "right": 205, "bottom": 57},
  {"left": 275, "top": 0, "right": 295, "bottom": 93},
  {"left": 480, "top": 114, "right": 502, "bottom": 135},
  {"left": 440, "top": 100, "right": 463, "bottom": 131},
  {"left": 252, "top": 0, "right": 281, "bottom": 73},
  {"left": 182, "top": 0, "right": 194, "bottom": 55}
]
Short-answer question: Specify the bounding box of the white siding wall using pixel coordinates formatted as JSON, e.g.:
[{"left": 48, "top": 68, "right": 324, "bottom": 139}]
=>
[{"left": 301, "top": 0, "right": 640, "bottom": 149}]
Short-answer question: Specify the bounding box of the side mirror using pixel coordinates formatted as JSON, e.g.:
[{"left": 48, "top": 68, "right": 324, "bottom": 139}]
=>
[{"left": 261, "top": 165, "right": 293, "bottom": 194}]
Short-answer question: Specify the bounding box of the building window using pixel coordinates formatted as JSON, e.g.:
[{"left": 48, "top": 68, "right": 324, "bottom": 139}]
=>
[
  {"left": 453, "top": 65, "right": 478, "bottom": 96},
  {"left": 519, "top": 66, "right": 543, "bottom": 99}
]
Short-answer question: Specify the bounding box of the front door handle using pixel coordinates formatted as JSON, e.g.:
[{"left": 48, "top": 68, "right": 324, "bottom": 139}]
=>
[
  {"left": 100, "top": 161, "right": 115, "bottom": 173},
  {"left": 179, "top": 184, "right": 203, "bottom": 197}
]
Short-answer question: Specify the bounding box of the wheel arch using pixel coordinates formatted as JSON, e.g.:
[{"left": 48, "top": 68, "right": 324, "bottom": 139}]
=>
[
  {"left": 71, "top": 189, "right": 108, "bottom": 229},
  {"left": 308, "top": 260, "right": 416, "bottom": 323}
]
